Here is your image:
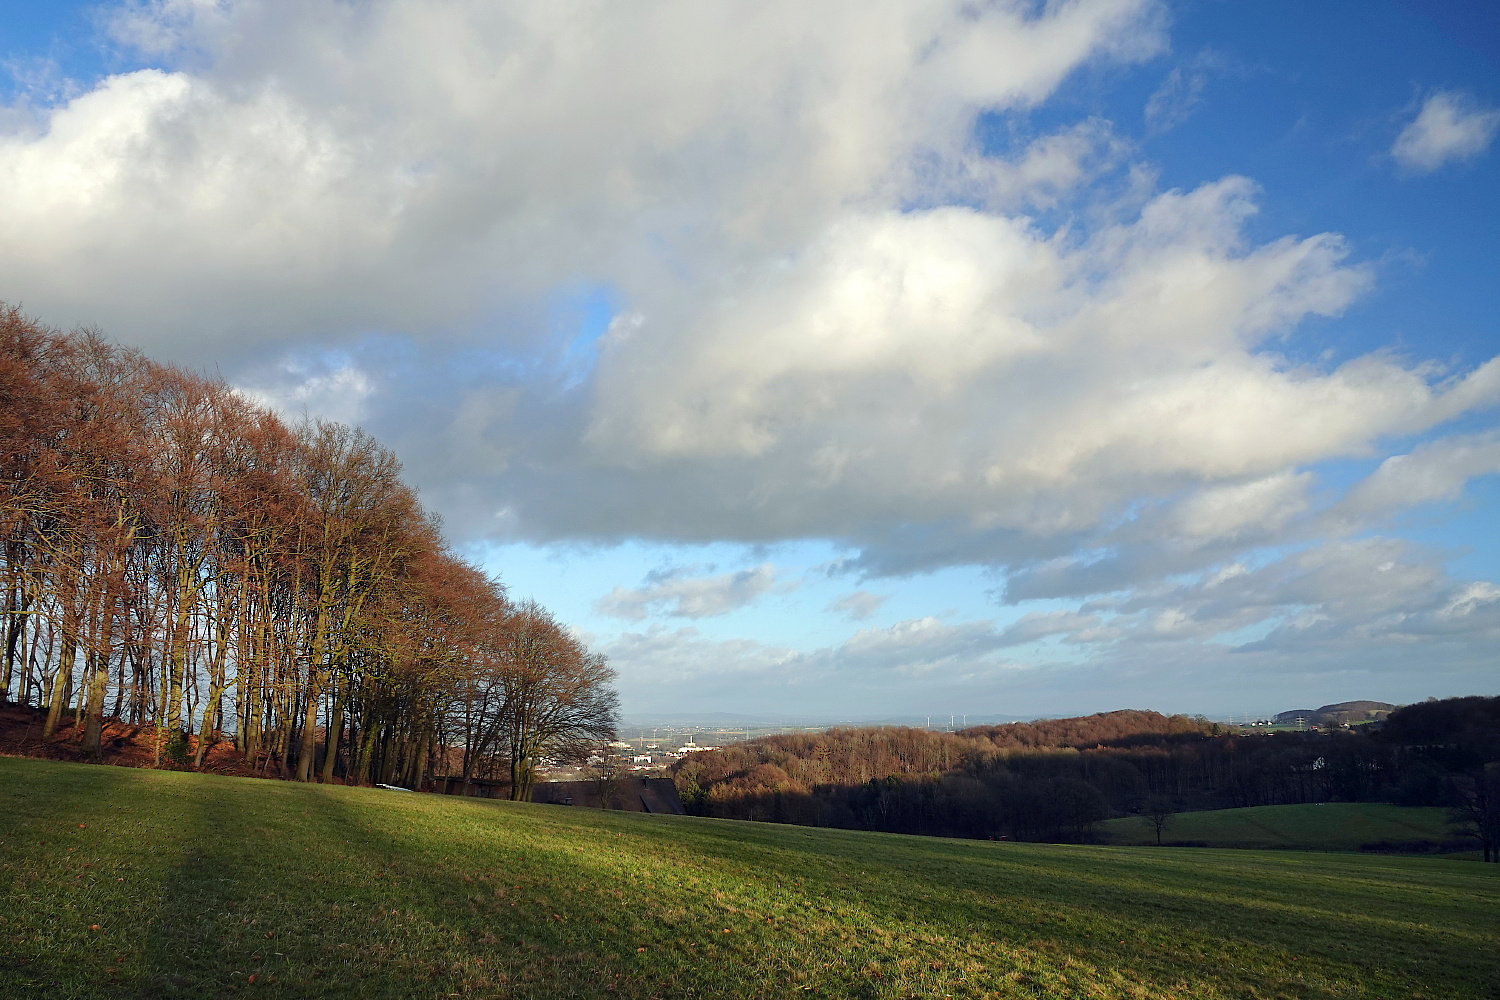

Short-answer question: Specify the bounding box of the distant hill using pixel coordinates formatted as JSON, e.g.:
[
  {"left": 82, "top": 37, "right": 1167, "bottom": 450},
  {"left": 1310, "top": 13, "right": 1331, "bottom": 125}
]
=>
[
  {"left": 962, "top": 709, "right": 1216, "bottom": 748},
  {"left": 1274, "top": 701, "right": 1396, "bottom": 726},
  {"left": 1272, "top": 709, "right": 1318, "bottom": 725}
]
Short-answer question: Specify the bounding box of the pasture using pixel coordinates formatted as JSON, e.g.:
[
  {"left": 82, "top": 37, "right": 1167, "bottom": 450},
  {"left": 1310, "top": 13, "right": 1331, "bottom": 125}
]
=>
[
  {"left": 1, "top": 757, "right": 1495, "bottom": 999},
  {"left": 1096, "top": 802, "right": 1458, "bottom": 851}
]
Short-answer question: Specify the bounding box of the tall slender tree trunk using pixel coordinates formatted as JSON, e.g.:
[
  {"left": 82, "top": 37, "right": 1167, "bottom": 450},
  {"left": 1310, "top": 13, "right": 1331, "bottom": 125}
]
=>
[
  {"left": 81, "top": 650, "right": 109, "bottom": 755},
  {"left": 296, "top": 668, "right": 321, "bottom": 782},
  {"left": 43, "top": 596, "right": 78, "bottom": 739},
  {"left": 2, "top": 580, "right": 28, "bottom": 704},
  {"left": 319, "top": 683, "right": 346, "bottom": 783}
]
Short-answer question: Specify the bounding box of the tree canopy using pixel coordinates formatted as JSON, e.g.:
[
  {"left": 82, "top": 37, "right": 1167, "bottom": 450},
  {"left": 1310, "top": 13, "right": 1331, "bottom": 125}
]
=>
[{"left": 0, "top": 306, "right": 615, "bottom": 796}]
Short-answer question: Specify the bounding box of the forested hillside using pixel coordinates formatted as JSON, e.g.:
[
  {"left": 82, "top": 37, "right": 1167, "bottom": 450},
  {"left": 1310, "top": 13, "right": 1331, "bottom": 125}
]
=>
[
  {"left": 672, "top": 700, "right": 1500, "bottom": 855},
  {"left": 0, "top": 307, "right": 616, "bottom": 795},
  {"left": 961, "top": 708, "right": 1218, "bottom": 748}
]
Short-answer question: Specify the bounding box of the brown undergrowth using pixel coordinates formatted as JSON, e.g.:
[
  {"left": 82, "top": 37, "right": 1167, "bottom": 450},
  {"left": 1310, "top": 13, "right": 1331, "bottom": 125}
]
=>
[{"left": 0, "top": 702, "right": 275, "bottom": 779}]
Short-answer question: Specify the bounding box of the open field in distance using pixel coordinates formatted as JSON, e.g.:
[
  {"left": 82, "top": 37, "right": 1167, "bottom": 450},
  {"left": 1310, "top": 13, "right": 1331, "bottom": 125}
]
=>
[
  {"left": 1, "top": 757, "right": 1496, "bottom": 999},
  {"left": 1096, "top": 803, "right": 1460, "bottom": 852}
]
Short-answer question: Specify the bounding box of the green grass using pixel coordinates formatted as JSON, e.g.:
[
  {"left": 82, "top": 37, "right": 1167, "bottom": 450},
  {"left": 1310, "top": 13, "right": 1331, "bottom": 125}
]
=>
[
  {"left": 1097, "top": 803, "right": 1457, "bottom": 851},
  {"left": 1, "top": 758, "right": 1496, "bottom": 999}
]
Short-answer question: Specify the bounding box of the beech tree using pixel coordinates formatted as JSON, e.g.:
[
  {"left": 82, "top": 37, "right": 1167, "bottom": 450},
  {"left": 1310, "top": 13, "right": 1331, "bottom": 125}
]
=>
[
  {"left": 0, "top": 306, "right": 617, "bottom": 788},
  {"left": 499, "top": 601, "right": 618, "bottom": 801}
]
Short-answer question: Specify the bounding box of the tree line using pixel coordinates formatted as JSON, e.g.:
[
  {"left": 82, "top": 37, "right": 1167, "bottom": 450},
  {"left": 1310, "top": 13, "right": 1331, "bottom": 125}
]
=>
[
  {"left": 671, "top": 700, "right": 1500, "bottom": 857},
  {"left": 0, "top": 307, "right": 616, "bottom": 796}
]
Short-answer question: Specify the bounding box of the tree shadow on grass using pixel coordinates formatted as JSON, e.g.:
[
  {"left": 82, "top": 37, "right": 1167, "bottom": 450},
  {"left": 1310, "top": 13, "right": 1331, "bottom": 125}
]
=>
[
  {"left": 305, "top": 789, "right": 627, "bottom": 999},
  {"left": 5, "top": 765, "right": 1494, "bottom": 1000},
  {"left": 130, "top": 782, "right": 625, "bottom": 999},
  {"left": 1, "top": 766, "right": 303, "bottom": 999},
  {"left": 0, "top": 762, "right": 233, "bottom": 998}
]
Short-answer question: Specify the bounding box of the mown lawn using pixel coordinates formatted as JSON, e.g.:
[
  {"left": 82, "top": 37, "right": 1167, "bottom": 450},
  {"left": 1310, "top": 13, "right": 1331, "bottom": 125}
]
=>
[
  {"left": 1096, "top": 803, "right": 1457, "bottom": 851},
  {"left": 1, "top": 757, "right": 1496, "bottom": 999}
]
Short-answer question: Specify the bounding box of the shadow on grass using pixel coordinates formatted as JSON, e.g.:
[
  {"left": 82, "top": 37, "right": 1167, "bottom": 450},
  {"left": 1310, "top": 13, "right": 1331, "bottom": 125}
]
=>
[
  {"left": 306, "top": 789, "right": 635, "bottom": 999},
  {"left": 130, "top": 776, "right": 253, "bottom": 999},
  {"left": 530, "top": 808, "right": 1500, "bottom": 1000}
]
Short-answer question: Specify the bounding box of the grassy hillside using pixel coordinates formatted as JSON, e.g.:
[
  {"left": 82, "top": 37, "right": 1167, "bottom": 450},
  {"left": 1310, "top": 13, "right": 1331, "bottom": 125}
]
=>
[
  {"left": 1097, "top": 803, "right": 1458, "bottom": 850},
  {"left": 0, "top": 758, "right": 1495, "bottom": 999}
]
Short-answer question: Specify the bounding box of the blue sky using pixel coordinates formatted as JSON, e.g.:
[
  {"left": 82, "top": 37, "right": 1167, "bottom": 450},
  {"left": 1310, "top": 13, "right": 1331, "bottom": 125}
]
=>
[{"left": 3, "top": 1, "right": 1497, "bottom": 720}]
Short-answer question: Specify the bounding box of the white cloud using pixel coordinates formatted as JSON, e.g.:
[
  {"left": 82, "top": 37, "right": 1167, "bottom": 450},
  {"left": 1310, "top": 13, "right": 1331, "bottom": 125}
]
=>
[
  {"left": 995, "top": 610, "right": 1114, "bottom": 646},
  {"left": 1167, "top": 472, "right": 1312, "bottom": 540},
  {"left": 1334, "top": 432, "right": 1500, "bottom": 521},
  {"left": 236, "top": 357, "right": 376, "bottom": 426},
  {"left": 826, "top": 590, "right": 889, "bottom": 621},
  {"left": 1392, "top": 91, "right": 1500, "bottom": 173},
  {"left": 600, "top": 536, "right": 1500, "bottom": 716},
  {"left": 589, "top": 530, "right": 1500, "bottom": 717},
  {"left": 836, "top": 616, "right": 1009, "bottom": 676},
  {"left": 1142, "top": 49, "right": 1238, "bottom": 135},
  {"left": 1105, "top": 537, "right": 1500, "bottom": 652},
  {"left": 1145, "top": 67, "right": 1205, "bottom": 133},
  {"left": 570, "top": 177, "right": 1497, "bottom": 560},
  {"left": 0, "top": 0, "right": 1165, "bottom": 363},
  {"left": 603, "top": 614, "right": 1027, "bottom": 715},
  {"left": 594, "top": 564, "right": 778, "bottom": 621},
  {"left": 9, "top": 0, "right": 1496, "bottom": 579},
  {"left": 1437, "top": 582, "right": 1500, "bottom": 623},
  {"left": 4, "top": 1, "right": 1499, "bottom": 714},
  {"left": 995, "top": 537, "right": 1500, "bottom": 673},
  {"left": 603, "top": 625, "right": 795, "bottom": 688}
]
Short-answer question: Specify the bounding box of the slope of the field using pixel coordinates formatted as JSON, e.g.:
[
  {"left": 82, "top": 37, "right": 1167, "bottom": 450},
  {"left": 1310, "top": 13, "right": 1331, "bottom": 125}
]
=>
[
  {"left": 1096, "top": 803, "right": 1458, "bottom": 851},
  {"left": 1, "top": 758, "right": 1495, "bottom": 1000}
]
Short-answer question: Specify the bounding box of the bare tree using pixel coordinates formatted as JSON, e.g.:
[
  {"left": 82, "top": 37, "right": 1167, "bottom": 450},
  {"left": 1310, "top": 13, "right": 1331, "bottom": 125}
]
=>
[
  {"left": 501, "top": 601, "right": 618, "bottom": 801},
  {"left": 589, "top": 750, "right": 626, "bottom": 809},
  {"left": 0, "top": 306, "right": 617, "bottom": 791},
  {"left": 1448, "top": 767, "right": 1500, "bottom": 863},
  {"left": 1140, "top": 796, "right": 1176, "bottom": 846}
]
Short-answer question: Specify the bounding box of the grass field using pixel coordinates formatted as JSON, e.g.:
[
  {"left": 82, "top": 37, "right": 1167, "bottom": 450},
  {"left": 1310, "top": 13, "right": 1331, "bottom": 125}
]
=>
[
  {"left": 1096, "top": 803, "right": 1459, "bottom": 851},
  {"left": 1, "top": 758, "right": 1496, "bottom": 999}
]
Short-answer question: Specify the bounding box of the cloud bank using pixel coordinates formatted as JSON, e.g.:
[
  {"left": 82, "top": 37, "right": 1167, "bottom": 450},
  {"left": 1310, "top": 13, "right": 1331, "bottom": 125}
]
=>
[
  {"left": 595, "top": 564, "right": 779, "bottom": 621},
  {"left": 1, "top": 0, "right": 1497, "bottom": 713}
]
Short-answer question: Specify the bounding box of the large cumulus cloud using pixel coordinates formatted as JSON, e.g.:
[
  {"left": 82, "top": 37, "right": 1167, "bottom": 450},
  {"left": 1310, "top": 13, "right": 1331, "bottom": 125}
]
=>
[
  {"left": 0, "top": 0, "right": 1162, "bottom": 359},
  {"left": 3, "top": 0, "right": 1498, "bottom": 713}
]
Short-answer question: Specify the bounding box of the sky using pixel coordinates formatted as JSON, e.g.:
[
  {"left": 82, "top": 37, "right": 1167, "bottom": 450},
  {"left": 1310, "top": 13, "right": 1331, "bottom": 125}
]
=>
[{"left": 2, "top": 0, "right": 1498, "bottom": 722}]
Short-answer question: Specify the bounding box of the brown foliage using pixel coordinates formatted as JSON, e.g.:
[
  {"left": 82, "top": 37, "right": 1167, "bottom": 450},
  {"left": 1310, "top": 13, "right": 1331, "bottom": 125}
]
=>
[
  {"left": 0, "top": 305, "right": 615, "bottom": 788},
  {"left": 962, "top": 709, "right": 1215, "bottom": 749}
]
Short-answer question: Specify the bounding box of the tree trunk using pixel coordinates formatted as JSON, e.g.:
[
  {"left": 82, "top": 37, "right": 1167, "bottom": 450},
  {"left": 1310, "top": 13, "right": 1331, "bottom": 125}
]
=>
[
  {"left": 42, "top": 635, "right": 77, "bottom": 740},
  {"left": 296, "top": 673, "right": 320, "bottom": 782},
  {"left": 81, "top": 649, "right": 109, "bottom": 755},
  {"left": 319, "top": 685, "right": 346, "bottom": 784}
]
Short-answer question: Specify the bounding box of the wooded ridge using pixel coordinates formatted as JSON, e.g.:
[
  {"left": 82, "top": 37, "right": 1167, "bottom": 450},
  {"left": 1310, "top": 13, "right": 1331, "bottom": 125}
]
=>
[{"left": 671, "top": 699, "right": 1500, "bottom": 857}]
